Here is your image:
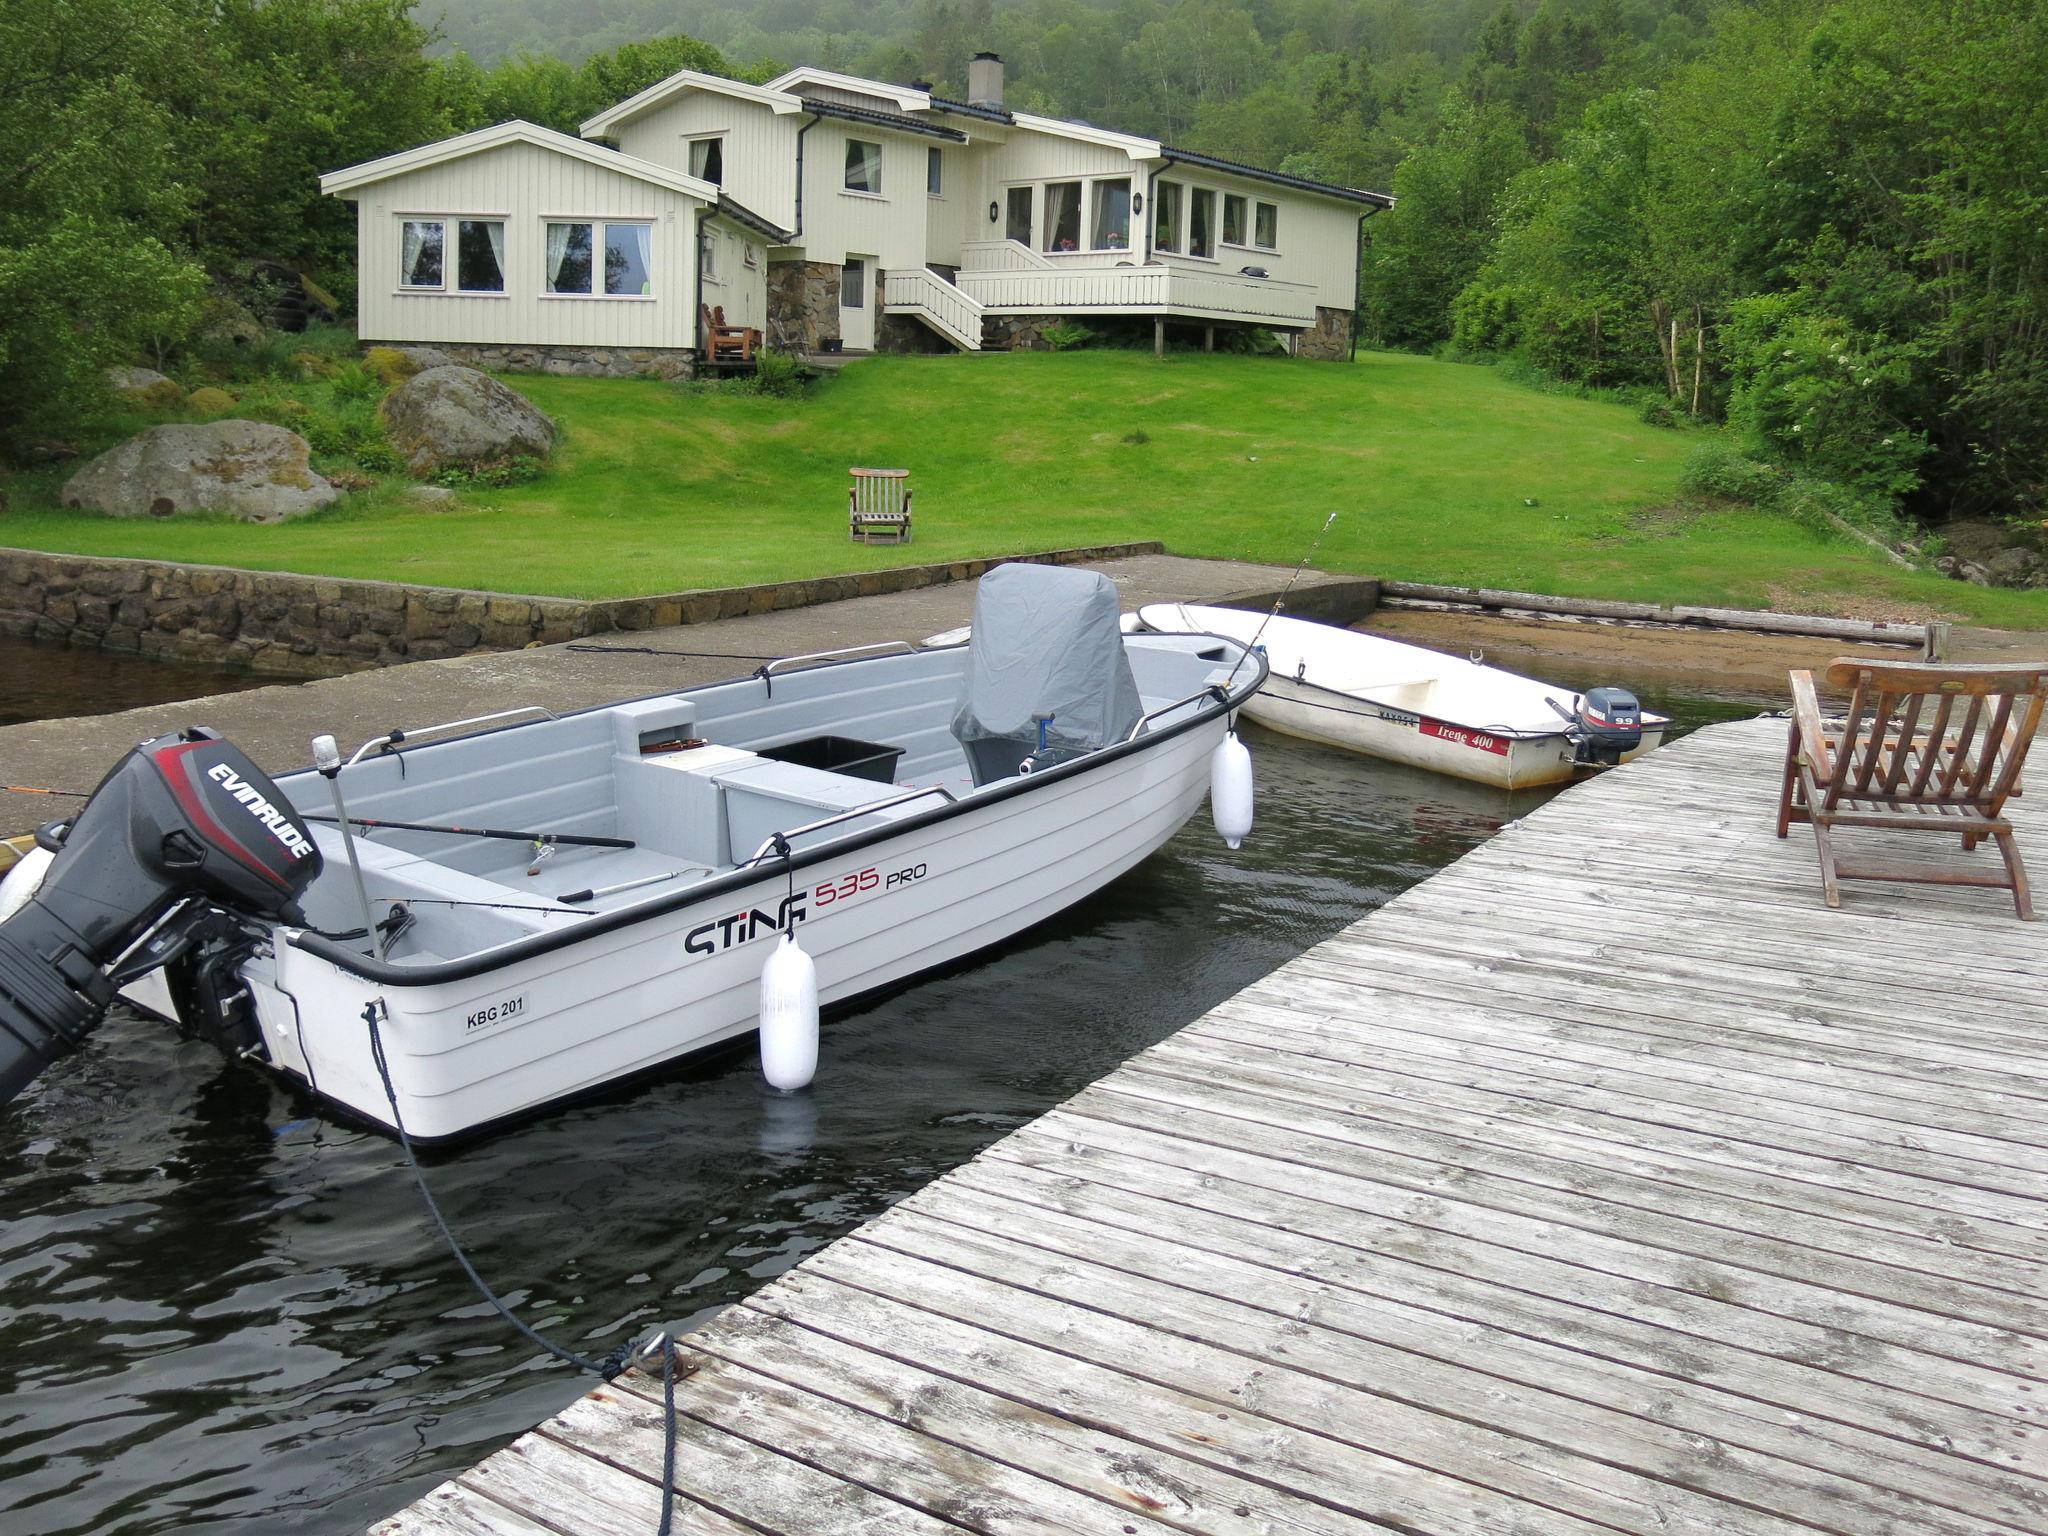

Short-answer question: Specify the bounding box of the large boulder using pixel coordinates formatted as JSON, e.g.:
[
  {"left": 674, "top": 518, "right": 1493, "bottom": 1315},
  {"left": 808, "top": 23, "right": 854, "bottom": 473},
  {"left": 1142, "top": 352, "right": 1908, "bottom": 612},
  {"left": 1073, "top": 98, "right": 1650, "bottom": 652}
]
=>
[
  {"left": 61, "top": 420, "right": 339, "bottom": 521},
  {"left": 381, "top": 365, "right": 555, "bottom": 476}
]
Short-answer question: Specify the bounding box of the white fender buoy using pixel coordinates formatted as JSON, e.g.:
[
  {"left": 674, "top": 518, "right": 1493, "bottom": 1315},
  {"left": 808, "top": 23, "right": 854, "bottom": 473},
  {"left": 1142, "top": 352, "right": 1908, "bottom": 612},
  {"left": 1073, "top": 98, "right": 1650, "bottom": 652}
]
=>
[
  {"left": 1211, "top": 729, "right": 1254, "bottom": 850},
  {"left": 758, "top": 932, "right": 819, "bottom": 1091},
  {"left": 0, "top": 845, "right": 54, "bottom": 925}
]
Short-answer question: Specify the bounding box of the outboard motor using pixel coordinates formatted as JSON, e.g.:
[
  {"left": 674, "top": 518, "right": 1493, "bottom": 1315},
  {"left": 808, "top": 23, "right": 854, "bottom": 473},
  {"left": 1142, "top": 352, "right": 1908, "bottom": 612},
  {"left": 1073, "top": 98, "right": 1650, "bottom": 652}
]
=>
[
  {"left": 1571, "top": 687, "right": 1645, "bottom": 766},
  {"left": 0, "top": 728, "right": 321, "bottom": 1106}
]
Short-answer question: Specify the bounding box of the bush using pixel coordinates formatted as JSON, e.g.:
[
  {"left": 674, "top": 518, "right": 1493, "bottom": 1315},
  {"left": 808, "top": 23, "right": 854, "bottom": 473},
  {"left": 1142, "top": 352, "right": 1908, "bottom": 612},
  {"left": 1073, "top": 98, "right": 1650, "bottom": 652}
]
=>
[
  {"left": 185, "top": 386, "right": 238, "bottom": 414},
  {"left": 363, "top": 346, "right": 417, "bottom": 386},
  {"left": 327, "top": 362, "right": 382, "bottom": 403},
  {"left": 1679, "top": 434, "right": 1921, "bottom": 556},
  {"left": 1678, "top": 437, "right": 1781, "bottom": 503},
  {"left": 430, "top": 454, "right": 544, "bottom": 488},
  {"left": 749, "top": 346, "right": 804, "bottom": 398},
  {"left": 1041, "top": 320, "right": 1093, "bottom": 352}
]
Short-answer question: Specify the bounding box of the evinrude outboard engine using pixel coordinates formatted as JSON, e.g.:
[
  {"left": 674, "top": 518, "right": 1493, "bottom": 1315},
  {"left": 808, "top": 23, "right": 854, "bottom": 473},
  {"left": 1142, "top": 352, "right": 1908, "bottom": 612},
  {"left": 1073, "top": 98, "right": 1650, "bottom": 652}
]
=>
[
  {"left": 1571, "top": 687, "right": 1645, "bottom": 766},
  {"left": 0, "top": 728, "right": 321, "bottom": 1106}
]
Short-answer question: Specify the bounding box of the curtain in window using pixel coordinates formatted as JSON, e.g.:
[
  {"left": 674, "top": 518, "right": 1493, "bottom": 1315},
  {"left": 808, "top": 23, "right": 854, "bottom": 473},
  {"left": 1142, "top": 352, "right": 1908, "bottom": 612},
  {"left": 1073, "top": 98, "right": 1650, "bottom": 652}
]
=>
[
  {"left": 691, "top": 139, "right": 722, "bottom": 184},
  {"left": 1223, "top": 196, "right": 1245, "bottom": 246},
  {"left": 1190, "top": 190, "right": 1214, "bottom": 258},
  {"left": 457, "top": 220, "right": 505, "bottom": 292},
  {"left": 845, "top": 139, "right": 881, "bottom": 192},
  {"left": 1043, "top": 182, "right": 1080, "bottom": 251},
  {"left": 1255, "top": 202, "right": 1278, "bottom": 249},
  {"left": 1154, "top": 183, "right": 1181, "bottom": 252},
  {"left": 546, "top": 222, "right": 574, "bottom": 291},
  {"left": 1091, "top": 179, "right": 1130, "bottom": 250},
  {"left": 485, "top": 221, "right": 505, "bottom": 278}
]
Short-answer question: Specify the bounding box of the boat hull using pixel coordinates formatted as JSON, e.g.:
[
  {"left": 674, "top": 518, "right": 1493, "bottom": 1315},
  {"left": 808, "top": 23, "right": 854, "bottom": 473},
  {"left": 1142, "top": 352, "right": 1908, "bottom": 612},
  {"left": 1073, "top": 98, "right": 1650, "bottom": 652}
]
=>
[
  {"left": 245, "top": 712, "right": 1224, "bottom": 1142},
  {"left": 1243, "top": 676, "right": 1666, "bottom": 790}
]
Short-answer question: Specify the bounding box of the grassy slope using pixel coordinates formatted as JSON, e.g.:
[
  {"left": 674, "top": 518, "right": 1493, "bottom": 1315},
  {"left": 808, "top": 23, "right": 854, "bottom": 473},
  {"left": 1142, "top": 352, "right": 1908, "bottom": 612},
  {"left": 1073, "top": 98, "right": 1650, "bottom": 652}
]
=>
[{"left": 6, "top": 349, "right": 2043, "bottom": 624}]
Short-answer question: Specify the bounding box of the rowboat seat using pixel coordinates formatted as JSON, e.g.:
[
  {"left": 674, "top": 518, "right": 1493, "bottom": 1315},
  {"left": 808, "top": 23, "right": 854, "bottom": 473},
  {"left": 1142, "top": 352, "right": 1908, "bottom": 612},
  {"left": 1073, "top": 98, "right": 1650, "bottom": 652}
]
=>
[{"left": 1776, "top": 657, "right": 2048, "bottom": 918}]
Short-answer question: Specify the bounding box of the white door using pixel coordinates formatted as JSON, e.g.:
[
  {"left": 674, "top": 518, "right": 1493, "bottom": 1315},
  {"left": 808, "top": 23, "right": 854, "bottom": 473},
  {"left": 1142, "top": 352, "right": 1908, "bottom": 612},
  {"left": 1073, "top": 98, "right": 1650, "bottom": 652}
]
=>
[{"left": 839, "top": 257, "right": 876, "bottom": 352}]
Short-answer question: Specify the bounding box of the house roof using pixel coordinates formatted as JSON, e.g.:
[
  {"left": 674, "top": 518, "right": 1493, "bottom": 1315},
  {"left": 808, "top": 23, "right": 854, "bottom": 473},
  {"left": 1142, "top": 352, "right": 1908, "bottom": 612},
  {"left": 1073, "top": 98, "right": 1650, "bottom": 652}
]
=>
[
  {"left": 764, "top": 66, "right": 930, "bottom": 112},
  {"left": 713, "top": 193, "right": 794, "bottom": 244},
  {"left": 1159, "top": 145, "right": 1395, "bottom": 210},
  {"left": 320, "top": 119, "right": 717, "bottom": 201},
  {"left": 580, "top": 70, "right": 803, "bottom": 139},
  {"left": 925, "top": 94, "right": 1015, "bottom": 125},
  {"left": 800, "top": 97, "right": 968, "bottom": 142}
]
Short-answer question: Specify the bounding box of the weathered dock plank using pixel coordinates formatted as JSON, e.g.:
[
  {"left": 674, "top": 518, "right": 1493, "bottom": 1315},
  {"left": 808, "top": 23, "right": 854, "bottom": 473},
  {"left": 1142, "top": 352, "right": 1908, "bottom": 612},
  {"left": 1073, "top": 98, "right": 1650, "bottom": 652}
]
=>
[{"left": 374, "top": 717, "right": 2047, "bottom": 1535}]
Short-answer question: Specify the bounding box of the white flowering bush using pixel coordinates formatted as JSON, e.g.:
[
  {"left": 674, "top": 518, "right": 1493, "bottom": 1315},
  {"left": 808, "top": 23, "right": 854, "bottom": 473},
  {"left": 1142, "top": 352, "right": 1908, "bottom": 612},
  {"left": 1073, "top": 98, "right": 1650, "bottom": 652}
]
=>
[{"left": 1723, "top": 293, "right": 1927, "bottom": 500}]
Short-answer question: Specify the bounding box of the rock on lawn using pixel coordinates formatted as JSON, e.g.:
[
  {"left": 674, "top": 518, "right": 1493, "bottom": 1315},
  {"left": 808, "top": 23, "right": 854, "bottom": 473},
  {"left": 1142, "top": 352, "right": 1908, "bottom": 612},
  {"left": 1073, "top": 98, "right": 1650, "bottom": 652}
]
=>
[
  {"left": 61, "top": 420, "right": 339, "bottom": 521},
  {"left": 381, "top": 366, "right": 555, "bottom": 476}
]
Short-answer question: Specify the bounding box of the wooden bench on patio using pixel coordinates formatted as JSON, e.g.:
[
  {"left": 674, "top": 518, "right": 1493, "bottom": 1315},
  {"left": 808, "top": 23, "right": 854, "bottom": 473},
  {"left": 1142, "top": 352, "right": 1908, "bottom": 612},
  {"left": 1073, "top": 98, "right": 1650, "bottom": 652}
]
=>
[
  {"left": 700, "top": 304, "right": 760, "bottom": 367},
  {"left": 1776, "top": 656, "right": 2048, "bottom": 918}
]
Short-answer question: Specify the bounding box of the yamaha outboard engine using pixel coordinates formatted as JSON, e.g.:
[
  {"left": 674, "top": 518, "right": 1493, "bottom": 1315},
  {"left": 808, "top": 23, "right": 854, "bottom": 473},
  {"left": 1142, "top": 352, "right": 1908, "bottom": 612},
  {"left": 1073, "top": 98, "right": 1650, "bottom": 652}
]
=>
[
  {"left": 0, "top": 728, "right": 321, "bottom": 1105},
  {"left": 1571, "top": 687, "right": 1645, "bottom": 766}
]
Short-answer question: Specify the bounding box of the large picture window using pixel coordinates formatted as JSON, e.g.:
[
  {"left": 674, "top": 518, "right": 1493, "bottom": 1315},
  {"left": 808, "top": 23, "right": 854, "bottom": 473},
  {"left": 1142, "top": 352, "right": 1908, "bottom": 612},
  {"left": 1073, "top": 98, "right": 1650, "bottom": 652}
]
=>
[
  {"left": 546, "top": 221, "right": 653, "bottom": 297},
  {"left": 844, "top": 138, "right": 881, "bottom": 194},
  {"left": 1153, "top": 180, "right": 1182, "bottom": 254},
  {"left": 1223, "top": 194, "right": 1246, "bottom": 246},
  {"left": 688, "top": 137, "right": 723, "bottom": 185},
  {"left": 1005, "top": 185, "right": 1032, "bottom": 244},
  {"left": 1189, "top": 188, "right": 1215, "bottom": 259},
  {"left": 456, "top": 220, "right": 505, "bottom": 292},
  {"left": 399, "top": 220, "right": 444, "bottom": 288},
  {"left": 1090, "top": 178, "right": 1130, "bottom": 251},
  {"left": 1255, "top": 201, "right": 1278, "bottom": 250},
  {"left": 1042, "top": 181, "right": 1081, "bottom": 251}
]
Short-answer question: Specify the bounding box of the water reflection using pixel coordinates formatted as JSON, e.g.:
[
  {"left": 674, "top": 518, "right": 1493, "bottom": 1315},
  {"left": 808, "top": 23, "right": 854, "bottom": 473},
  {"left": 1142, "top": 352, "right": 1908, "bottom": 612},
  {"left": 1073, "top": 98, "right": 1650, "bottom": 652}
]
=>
[
  {"left": 0, "top": 697, "right": 1756, "bottom": 1535},
  {"left": 0, "top": 637, "right": 271, "bottom": 729}
]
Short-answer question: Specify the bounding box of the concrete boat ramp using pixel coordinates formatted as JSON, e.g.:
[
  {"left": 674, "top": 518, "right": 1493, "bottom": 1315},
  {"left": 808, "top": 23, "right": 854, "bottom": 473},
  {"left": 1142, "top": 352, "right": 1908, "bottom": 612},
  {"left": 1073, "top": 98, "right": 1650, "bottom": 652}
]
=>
[{"left": 376, "top": 716, "right": 2047, "bottom": 1536}]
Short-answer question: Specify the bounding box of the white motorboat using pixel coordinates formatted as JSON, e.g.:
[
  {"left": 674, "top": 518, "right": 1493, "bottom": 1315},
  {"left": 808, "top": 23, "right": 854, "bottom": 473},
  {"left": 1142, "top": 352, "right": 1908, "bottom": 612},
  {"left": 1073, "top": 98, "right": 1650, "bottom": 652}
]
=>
[
  {"left": 0, "top": 567, "right": 1263, "bottom": 1142},
  {"left": 1137, "top": 603, "right": 1665, "bottom": 790}
]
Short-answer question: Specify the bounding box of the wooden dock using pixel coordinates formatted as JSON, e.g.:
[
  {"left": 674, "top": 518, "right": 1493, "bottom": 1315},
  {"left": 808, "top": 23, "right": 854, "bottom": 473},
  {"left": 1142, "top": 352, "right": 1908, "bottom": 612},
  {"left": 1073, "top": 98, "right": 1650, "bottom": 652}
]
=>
[{"left": 376, "top": 717, "right": 2047, "bottom": 1536}]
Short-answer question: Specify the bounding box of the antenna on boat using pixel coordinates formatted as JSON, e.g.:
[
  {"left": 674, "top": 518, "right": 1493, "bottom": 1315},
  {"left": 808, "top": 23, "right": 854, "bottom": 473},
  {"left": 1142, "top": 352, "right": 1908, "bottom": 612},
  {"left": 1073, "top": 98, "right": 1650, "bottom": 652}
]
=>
[
  {"left": 1222, "top": 509, "right": 1340, "bottom": 692},
  {"left": 313, "top": 734, "right": 385, "bottom": 960}
]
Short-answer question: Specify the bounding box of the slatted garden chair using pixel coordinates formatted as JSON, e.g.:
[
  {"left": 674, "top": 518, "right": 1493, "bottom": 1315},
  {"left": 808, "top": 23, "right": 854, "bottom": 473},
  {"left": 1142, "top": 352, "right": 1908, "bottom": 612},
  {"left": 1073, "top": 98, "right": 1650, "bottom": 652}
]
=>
[
  {"left": 848, "top": 467, "right": 913, "bottom": 543},
  {"left": 1776, "top": 657, "right": 2048, "bottom": 918}
]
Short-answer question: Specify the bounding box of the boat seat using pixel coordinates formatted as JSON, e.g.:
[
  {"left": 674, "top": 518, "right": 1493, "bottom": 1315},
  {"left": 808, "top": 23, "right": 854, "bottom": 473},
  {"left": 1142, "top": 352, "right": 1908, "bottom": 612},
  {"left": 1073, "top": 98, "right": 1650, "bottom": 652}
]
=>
[
  {"left": 308, "top": 826, "right": 578, "bottom": 940},
  {"left": 713, "top": 758, "right": 913, "bottom": 861}
]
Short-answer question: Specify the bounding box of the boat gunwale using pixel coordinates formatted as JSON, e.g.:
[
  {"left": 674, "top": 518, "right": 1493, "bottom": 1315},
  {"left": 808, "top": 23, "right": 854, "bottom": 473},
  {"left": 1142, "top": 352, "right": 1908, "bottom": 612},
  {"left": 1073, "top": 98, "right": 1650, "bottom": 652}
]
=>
[{"left": 283, "top": 636, "right": 1268, "bottom": 987}]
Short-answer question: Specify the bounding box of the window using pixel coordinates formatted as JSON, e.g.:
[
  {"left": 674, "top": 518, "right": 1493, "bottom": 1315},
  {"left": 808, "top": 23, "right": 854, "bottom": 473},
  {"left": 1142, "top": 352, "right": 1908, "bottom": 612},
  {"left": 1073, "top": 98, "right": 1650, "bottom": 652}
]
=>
[
  {"left": 604, "top": 224, "right": 652, "bottom": 295},
  {"left": 456, "top": 220, "right": 505, "bottom": 292},
  {"left": 546, "top": 222, "right": 593, "bottom": 293},
  {"left": 1005, "top": 185, "right": 1033, "bottom": 244},
  {"left": 399, "top": 219, "right": 444, "bottom": 288},
  {"left": 841, "top": 257, "right": 865, "bottom": 309},
  {"left": 1042, "top": 181, "right": 1081, "bottom": 251},
  {"left": 927, "top": 147, "right": 943, "bottom": 196},
  {"left": 844, "top": 138, "right": 881, "bottom": 194},
  {"left": 688, "top": 136, "right": 723, "bottom": 185},
  {"left": 546, "top": 221, "right": 653, "bottom": 297},
  {"left": 1255, "top": 201, "right": 1278, "bottom": 250},
  {"left": 1189, "top": 188, "right": 1215, "bottom": 259},
  {"left": 699, "top": 228, "right": 717, "bottom": 281},
  {"left": 1223, "top": 194, "right": 1246, "bottom": 246},
  {"left": 1090, "top": 178, "right": 1130, "bottom": 250},
  {"left": 1153, "top": 180, "right": 1182, "bottom": 253}
]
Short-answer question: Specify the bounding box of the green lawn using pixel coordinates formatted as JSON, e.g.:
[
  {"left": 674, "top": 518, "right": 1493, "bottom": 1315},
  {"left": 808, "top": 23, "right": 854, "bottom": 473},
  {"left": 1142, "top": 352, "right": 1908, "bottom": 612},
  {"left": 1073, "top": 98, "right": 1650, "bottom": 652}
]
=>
[{"left": 8, "top": 349, "right": 2044, "bottom": 625}]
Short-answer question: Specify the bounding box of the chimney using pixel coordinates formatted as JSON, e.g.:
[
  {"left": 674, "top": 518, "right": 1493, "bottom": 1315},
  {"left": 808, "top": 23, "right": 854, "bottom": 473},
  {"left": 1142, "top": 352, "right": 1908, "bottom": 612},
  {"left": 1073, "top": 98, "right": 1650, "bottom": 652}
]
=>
[{"left": 967, "top": 51, "right": 1004, "bottom": 109}]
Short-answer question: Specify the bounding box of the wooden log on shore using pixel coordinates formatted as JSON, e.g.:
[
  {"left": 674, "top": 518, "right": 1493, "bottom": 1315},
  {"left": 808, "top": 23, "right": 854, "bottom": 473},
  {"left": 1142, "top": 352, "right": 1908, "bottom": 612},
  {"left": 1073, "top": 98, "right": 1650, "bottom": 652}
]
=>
[{"left": 1378, "top": 581, "right": 1944, "bottom": 655}]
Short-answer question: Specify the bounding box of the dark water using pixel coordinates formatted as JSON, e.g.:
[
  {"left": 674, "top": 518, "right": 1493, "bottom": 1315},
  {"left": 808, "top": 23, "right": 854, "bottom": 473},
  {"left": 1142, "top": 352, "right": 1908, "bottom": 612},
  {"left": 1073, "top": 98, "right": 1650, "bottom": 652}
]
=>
[
  {"left": 0, "top": 685, "right": 1760, "bottom": 1536},
  {"left": 0, "top": 638, "right": 272, "bottom": 729}
]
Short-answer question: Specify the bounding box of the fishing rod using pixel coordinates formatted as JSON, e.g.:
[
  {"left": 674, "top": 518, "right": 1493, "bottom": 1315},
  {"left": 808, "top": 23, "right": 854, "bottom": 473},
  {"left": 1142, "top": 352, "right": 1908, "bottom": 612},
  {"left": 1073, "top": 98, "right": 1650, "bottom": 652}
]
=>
[
  {"left": 566, "top": 643, "right": 782, "bottom": 661},
  {"left": 1222, "top": 508, "right": 1341, "bottom": 690},
  {"left": 3, "top": 784, "right": 88, "bottom": 798},
  {"left": 302, "top": 814, "right": 634, "bottom": 850}
]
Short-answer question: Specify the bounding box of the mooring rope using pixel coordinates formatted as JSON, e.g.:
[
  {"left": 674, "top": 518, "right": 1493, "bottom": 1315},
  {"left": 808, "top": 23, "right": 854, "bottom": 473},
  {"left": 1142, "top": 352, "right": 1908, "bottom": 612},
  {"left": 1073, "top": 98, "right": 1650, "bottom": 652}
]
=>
[{"left": 359, "top": 999, "right": 683, "bottom": 1533}]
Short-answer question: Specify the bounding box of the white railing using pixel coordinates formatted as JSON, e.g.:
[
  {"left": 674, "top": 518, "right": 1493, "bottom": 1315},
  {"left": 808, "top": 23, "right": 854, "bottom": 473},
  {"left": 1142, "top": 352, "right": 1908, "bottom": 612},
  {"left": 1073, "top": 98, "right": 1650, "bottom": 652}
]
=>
[
  {"left": 959, "top": 238, "right": 1056, "bottom": 273},
  {"left": 882, "top": 268, "right": 985, "bottom": 352},
  {"left": 954, "top": 263, "right": 1320, "bottom": 326}
]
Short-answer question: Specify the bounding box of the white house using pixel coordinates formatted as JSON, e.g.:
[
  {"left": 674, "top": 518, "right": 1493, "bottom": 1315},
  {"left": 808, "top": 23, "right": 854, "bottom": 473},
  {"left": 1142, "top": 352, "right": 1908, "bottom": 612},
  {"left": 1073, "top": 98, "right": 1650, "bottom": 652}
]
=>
[{"left": 320, "top": 53, "right": 1392, "bottom": 375}]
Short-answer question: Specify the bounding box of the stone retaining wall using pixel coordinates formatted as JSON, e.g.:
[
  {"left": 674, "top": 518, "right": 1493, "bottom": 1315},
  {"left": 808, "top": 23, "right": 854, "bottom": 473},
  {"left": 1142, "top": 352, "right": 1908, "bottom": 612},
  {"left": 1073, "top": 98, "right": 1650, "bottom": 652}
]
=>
[
  {"left": 1296, "top": 307, "right": 1353, "bottom": 361},
  {"left": 366, "top": 341, "right": 695, "bottom": 380},
  {"left": 0, "top": 542, "right": 1171, "bottom": 679}
]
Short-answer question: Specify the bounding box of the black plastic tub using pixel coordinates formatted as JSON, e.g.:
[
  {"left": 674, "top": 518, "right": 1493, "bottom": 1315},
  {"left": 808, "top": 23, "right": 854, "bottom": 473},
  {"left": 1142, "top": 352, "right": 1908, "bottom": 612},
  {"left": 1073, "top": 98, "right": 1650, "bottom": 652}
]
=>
[{"left": 758, "top": 734, "right": 905, "bottom": 783}]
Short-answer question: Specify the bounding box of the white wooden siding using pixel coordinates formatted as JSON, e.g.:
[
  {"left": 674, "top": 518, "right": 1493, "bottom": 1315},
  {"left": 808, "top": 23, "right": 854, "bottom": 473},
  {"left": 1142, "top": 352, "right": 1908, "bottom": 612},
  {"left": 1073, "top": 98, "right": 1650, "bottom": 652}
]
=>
[
  {"left": 699, "top": 218, "right": 768, "bottom": 331},
  {"left": 1153, "top": 173, "right": 1362, "bottom": 309},
  {"left": 925, "top": 145, "right": 964, "bottom": 267},
  {"left": 610, "top": 93, "right": 800, "bottom": 232},
  {"left": 351, "top": 141, "right": 703, "bottom": 349},
  {"left": 799, "top": 125, "right": 929, "bottom": 268}
]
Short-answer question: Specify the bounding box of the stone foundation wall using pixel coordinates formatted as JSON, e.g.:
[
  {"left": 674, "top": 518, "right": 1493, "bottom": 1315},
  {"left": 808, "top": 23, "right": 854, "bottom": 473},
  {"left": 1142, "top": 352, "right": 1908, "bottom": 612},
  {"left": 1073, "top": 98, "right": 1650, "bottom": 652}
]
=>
[
  {"left": 982, "top": 314, "right": 1060, "bottom": 351},
  {"left": 366, "top": 341, "right": 695, "bottom": 380},
  {"left": 766, "top": 261, "right": 841, "bottom": 353},
  {"left": 0, "top": 542, "right": 1170, "bottom": 678},
  {"left": 1296, "top": 307, "right": 1354, "bottom": 361}
]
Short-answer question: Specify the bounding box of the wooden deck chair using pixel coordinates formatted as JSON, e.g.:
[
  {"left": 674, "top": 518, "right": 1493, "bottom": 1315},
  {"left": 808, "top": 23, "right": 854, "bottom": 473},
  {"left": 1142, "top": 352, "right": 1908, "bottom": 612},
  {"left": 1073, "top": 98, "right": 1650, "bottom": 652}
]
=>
[
  {"left": 848, "top": 467, "right": 913, "bottom": 543},
  {"left": 1776, "top": 657, "right": 2048, "bottom": 918},
  {"left": 700, "top": 304, "right": 756, "bottom": 364}
]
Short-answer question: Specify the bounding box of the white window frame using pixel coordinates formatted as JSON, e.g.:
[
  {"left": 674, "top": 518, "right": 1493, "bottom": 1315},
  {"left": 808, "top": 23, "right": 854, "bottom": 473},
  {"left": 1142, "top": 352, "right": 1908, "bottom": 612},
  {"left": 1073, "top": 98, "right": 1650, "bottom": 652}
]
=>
[
  {"left": 927, "top": 146, "right": 943, "bottom": 198},
  {"left": 395, "top": 214, "right": 512, "bottom": 297},
  {"left": 1003, "top": 184, "right": 1034, "bottom": 245},
  {"left": 1089, "top": 177, "right": 1133, "bottom": 253},
  {"left": 840, "top": 257, "right": 866, "bottom": 309},
  {"left": 843, "top": 138, "right": 883, "bottom": 196},
  {"left": 397, "top": 217, "right": 446, "bottom": 291},
  {"left": 1041, "top": 179, "right": 1084, "bottom": 253},
  {"left": 1221, "top": 193, "right": 1248, "bottom": 249},
  {"left": 541, "top": 217, "right": 658, "bottom": 301},
  {"left": 687, "top": 134, "right": 725, "bottom": 185},
  {"left": 1254, "top": 200, "right": 1279, "bottom": 252},
  {"left": 699, "top": 226, "right": 718, "bottom": 282},
  {"left": 1153, "top": 179, "right": 1183, "bottom": 254},
  {"left": 1187, "top": 187, "right": 1217, "bottom": 261}
]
